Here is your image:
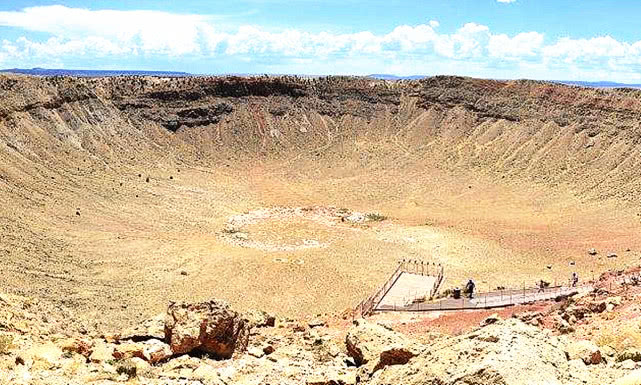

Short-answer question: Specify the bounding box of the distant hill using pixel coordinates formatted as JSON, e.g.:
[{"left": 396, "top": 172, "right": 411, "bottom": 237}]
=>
[
  {"left": 0, "top": 68, "right": 192, "bottom": 77},
  {"left": 368, "top": 74, "right": 641, "bottom": 89},
  {"left": 553, "top": 80, "right": 641, "bottom": 89},
  {"left": 368, "top": 74, "right": 428, "bottom": 80}
]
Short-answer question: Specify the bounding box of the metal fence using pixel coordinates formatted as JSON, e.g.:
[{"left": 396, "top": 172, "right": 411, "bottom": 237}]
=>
[
  {"left": 354, "top": 259, "right": 444, "bottom": 318},
  {"left": 375, "top": 284, "right": 587, "bottom": 313}
]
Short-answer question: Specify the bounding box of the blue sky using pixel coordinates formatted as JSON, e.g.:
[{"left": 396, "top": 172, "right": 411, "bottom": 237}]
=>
[{"left": 0, "top": 1, "right": 640, "bottom": 81}]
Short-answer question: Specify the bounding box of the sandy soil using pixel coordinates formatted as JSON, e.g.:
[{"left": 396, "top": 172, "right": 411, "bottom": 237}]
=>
[{"left": 1, "top": 75, "right": 640, "bottom": 332}]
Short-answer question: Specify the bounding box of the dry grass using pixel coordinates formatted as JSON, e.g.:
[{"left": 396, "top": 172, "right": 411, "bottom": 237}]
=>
[
  {"left": 594, "top": 320, "right": 641, "bottom": 352},
  {"left": 0, "top": 334, "right": 14, "bottom": 354}
]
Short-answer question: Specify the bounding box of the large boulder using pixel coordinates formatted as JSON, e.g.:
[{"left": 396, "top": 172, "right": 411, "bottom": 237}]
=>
[
  {"left": 345, "top": 320, "right": 421, "bottom": 376},
  {"left": 164, "top": 299, "right": 250, "bottom": 359},
  {"left": 369, "top": 319, "right": 590, "bottom": 385},
  {"left": 566, "top": 340, "right": 602, "bottom": 365}
]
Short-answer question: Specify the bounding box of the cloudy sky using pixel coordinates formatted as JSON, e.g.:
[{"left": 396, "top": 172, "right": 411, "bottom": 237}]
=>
[{"left": 1, "top": 0, "right": 640, "bottom": 81}]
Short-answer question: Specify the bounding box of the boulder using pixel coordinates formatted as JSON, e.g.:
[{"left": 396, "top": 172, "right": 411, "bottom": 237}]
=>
[
  {"left": 89, "top": 342, "right": 115, "bottom": 363},
  {"left": 345, "top": 320, "right": 421, "bottom": 376},
  {"left": 165, "top": 299, "right": 250, "bottom": 359},
  {"left": 588, "top": 248, "right": 598, "bottom": 256},
  {"left": 244, "top": 309, "right": 276, "bottom": 328},
  {"left": 566, "top": 340, "right": 602, "bottom": 365},
  {"left": 113, "top": 342, "right": 145, "bottom": 360},
  {"left": 192, "top": 363, "right": 224, "bottom": 383},
  {"left": 369, "top": 319, "right": 589, "bottom": 385},
  {"left": 25, "top": 342, "right": 63, "bottom": 369},
  {"left": 308, "top": 318, "right": 326, "bottom": 328},
  {"left": 56, "top": 338, "right": 92, "bottom": 358},
  {"left": 141, "top": 339, "right": 172, "bottom": 363}
]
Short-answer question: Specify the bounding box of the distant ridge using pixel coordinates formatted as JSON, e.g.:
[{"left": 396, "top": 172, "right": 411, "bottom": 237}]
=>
[
  {"left": 0, "top": 68, "right": 192, "bottom": 77},
  {"left": 368, "top": 74, "right": 641, "bottom": 89},
  {"left": 553, "top": 80, "right": 641, "bottom": 89},
  {"left": 368, "top": 74, "right": 428, "bottom": 80}
]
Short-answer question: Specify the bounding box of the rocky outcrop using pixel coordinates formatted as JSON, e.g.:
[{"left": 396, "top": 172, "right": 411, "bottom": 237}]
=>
[
  {"left": 164, "top": 299, "right": 250, "bottom": 359},
  {"left": 345, "top": 320, "right": 421, "bottom": 377},
  {"left": 370, "top": 319, "right": 591, "bottom": 385}
]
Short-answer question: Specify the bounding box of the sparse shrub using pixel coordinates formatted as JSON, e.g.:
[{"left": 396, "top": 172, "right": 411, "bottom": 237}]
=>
[
  {"left": 116, "top": 359, "right": 137, "bottom": 379},
  {"left": 365, "top": 213, "right": 387, "bottom": 222},
  {"left": 0, "top": 334, "right": 14, "bottom": 354}
]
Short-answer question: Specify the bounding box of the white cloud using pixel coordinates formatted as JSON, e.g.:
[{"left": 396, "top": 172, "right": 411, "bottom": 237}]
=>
[
  {"left": 488, "top": 32, "right": 544, "bottom": 58},
  {"left": 497, "top": 0, "right": 517, "bottom": 3},
  {"left": 0, "top": 5, "right": 641, "bottom": 82}
]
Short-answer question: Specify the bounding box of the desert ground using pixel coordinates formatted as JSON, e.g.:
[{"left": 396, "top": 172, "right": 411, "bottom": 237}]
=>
[{"left": 1, "top": 75, "right": 640, "bottom": 333}]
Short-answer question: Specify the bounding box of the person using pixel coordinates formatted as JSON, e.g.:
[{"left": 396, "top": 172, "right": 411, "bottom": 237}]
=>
[
  {"left": 465, "top": 279, "right": 475, "bottom": 299},
  {"left": 537, "top": 280, "right": 546, "bottom": 293},
  {"left": 571, "top": 272, "right": 579, "bottom": 287}
]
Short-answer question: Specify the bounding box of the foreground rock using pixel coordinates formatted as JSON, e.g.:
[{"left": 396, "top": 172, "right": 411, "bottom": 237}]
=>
[
  {"left": 369, "top": 319, "right": 592, "bottom": 385},
  {"left": 566, "top": 340, "right": 602, "bottom": 365},
  {"left": 346, "top": 320, "right": 422, "bottom": 377},
  {"left": 164, "top": 299, "right": 250, "bottom": 359}
]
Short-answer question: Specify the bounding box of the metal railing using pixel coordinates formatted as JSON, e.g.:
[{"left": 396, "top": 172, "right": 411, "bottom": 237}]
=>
[
  {"left": 375, "top": 284, "right": 590, "bottom": 313},
  {"left": 354, "top": 259, "right": 444, "bottom": 318}
]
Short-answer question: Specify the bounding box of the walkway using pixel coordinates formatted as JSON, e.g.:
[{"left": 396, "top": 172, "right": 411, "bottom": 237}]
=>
[
  {"left": 377, "top": 272, "right": 436, "bottom": 309},
  {"left": 375, "top": 285, "right": 593, "bottom": 312}
]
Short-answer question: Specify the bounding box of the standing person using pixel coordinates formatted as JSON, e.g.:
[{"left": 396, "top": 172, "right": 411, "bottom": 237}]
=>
[
  {"left": 572, "top": 272, "right": 579, "bottom": 287},
  {"left": 465, "top": 279, "right": 475, "bottom": 299}
]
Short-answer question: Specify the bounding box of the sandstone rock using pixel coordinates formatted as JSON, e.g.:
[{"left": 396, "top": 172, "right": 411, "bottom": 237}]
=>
[
  {"left": 306, "top": 370, "right": 357, "bottom": 385},
  {"left": 248, "top": 346, "right": 265, "bottom": 358},
  {"left": 129, "top": 357, "right": 151, "bottom": 375},
  {"left": 244, "top": 309, "right": 276, "bottom": 328},
  {"left": 141, "top": 339, "right": 172, "bottom": 363},
  {"left": 620, "top": 359, "right": 637, "bottom": 370},
  {"left": 162, "top": 354, "right": 202, "bottom": 372},
  {"left": 113, "top": 342, "right": 145, "bottom": 360},
  {"left": 370, "top": 319, "right": 589, "bottom": 385},
  {"left": 263, "top": 344, "right": 275, "bottom": 355},
  {"left": 120, "top": 314, "right": 165, "bottom": 341},
  {"left": 345, "top": 320, "right": 420, "bottom": 376},
  {"left": 25, "top": 342, "right": 63, "bottom": 369},
  {"left": 618, "top": 348, "right": 641, "bottom": 363},
  {"left": 192, "top": 363, "right": 224, "bottom": 383},
  {"left": 588, "top": 248, "right": 598, "bottom": 256},
  {"left": 56, "top": 338, "right": 92, "bottom": 358},
  {"left": 308, "top": 318, "right": 326, "bottom": 328},
  {"left": 165, "top": 299, "right": 249, "bottom": 359},
  {"left": 615, "top": 369, "right": 641, "bottom": 385},
  {"left": 566, "top": 340, "right": 602, "bottom": 365},
  {"left": 601, "top": 345, "right": 616, "bottom": 357},
  {"left": 89, "top": 342, "right": 115, "bottom": 363},
  {"left": 607, "top": 296, "right": 623, "bottom": 306}
]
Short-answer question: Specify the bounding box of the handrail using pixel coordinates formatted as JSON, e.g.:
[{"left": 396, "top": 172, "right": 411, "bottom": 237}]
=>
[{"left": 355, "top": 259, "right": 444, "bottom": 318}]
